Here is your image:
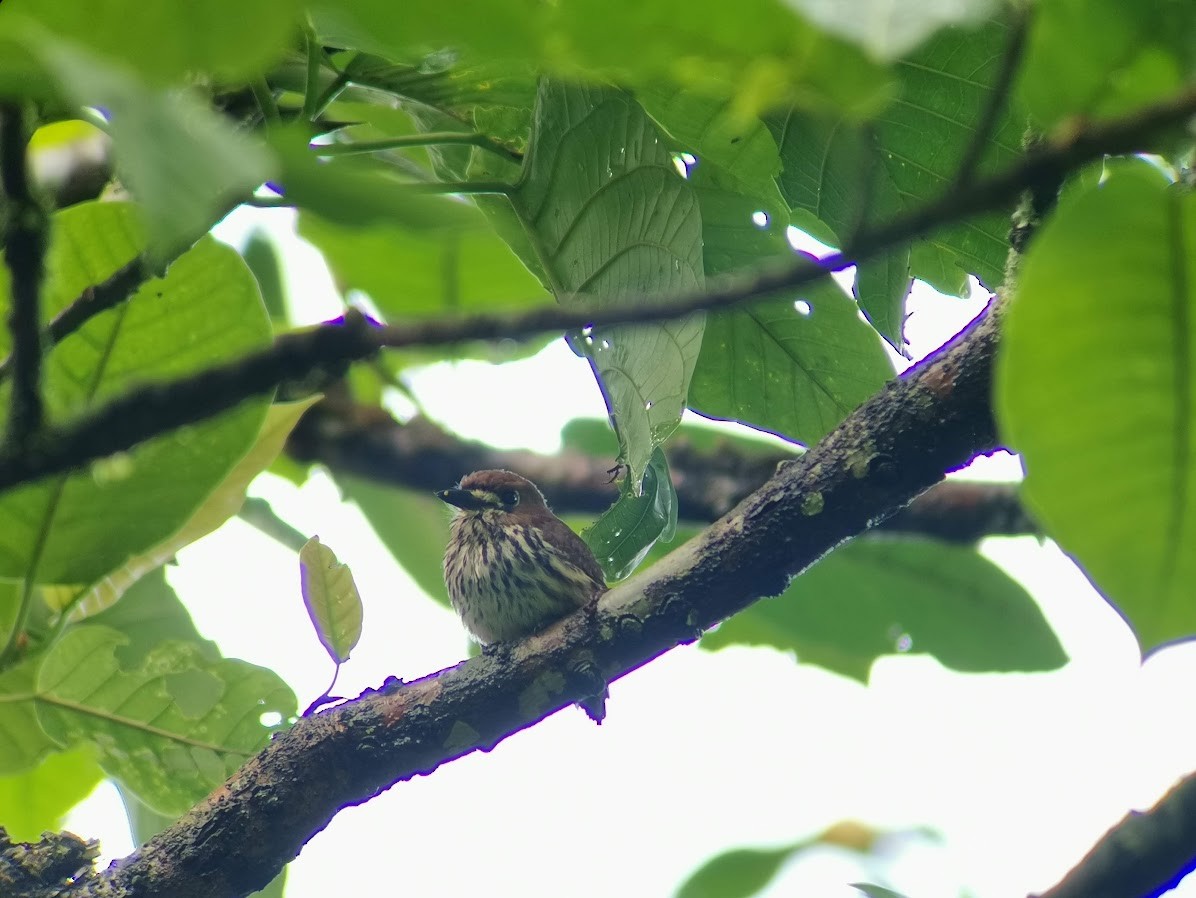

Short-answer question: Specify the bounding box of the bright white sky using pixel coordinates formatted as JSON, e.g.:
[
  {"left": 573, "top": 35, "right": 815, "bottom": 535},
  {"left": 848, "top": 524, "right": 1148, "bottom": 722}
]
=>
[{"left": 64, "top": 209, "right": 1196, "bottom": 898}]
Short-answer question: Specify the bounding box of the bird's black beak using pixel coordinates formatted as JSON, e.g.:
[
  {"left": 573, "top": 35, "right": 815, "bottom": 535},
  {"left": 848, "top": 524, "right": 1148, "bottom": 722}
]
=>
[{"left": 436, "top": 488, "right": 491, "bottom": 511}]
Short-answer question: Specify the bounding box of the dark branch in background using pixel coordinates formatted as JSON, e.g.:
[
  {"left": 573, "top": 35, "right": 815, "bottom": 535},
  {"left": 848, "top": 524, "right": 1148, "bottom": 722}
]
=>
[
  {"left": 70, "top": 286, "right": 1009, "bottom": 898},
  {"left": 287, "top": 391, "right": 1039, "bottom": 540},
  {"left": 1037, "top": 771, "right": 1196, "bottom": 898},
  {"left": 0, "top": 84, "right": 1190, "bottom": 496},
  {"left": 0, "top": 102, "right": 49, "bottom": 448},
  {"left": 951, "top": 3, "right": 1031, "bottom": 189}
]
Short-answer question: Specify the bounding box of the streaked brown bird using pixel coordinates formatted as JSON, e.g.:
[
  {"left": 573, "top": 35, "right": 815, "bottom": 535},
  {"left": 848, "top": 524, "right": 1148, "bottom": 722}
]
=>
[{"left": 438, "top": 469, "right": 609, "bottom": 720}]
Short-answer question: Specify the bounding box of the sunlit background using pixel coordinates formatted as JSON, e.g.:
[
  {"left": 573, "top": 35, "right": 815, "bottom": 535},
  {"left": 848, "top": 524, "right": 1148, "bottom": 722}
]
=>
[{"left": 63, "top": 208, "right": 1196, "bottom": 898}]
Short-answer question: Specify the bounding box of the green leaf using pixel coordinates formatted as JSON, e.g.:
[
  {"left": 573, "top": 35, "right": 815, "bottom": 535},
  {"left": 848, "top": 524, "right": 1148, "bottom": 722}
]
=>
[
  {"left": 0, "top": 747, "right": 104, "bottom": 841},
  {"left": 297, "top": 207, "right": 550, "bottom": 317},
  {"left": 676, "top": 843, "right": 803, "bottom": 898},
  {"left": 310, "top": 0, "right": 539, "bottom": 63},
  {"left": 51, "top": 397, "right": 320, "bottom": 623},
  {"left": 996, "top": 165, "right": 1196, "bottom": 651},
  {"left": 636, "top": 85, "right": 786, "bottom": 209},
  {"left": 4, "top": 0, "right": 300, "bottom": 85},
  {"left": 702, "top": 536, "right": 1066, "bottom": 682},
  {"left": 87, "top": 567, "right": 219, "bottom": 670},
  {"left": 789, "top": 0, "right": 1000, "bottom": 58},
  {"left": 852, "top": 885, "right": 914, "bottom": 898},
  {"left": 0, "top": 649, "right": 57, "bottom": 775},
  {"left": 242, "top": 231, "right": 290, "bottom": 325},
  {"left": 548, "top": 0, "right": 891, "bottom": 118},
  {"left": 339, "top": 477, "right": 453, "bottom": 609},
  {"left": 583, "top": 448, "right": 677, "bottom": 581},
  {"left": 0, "top": 202, "right": 271, "bottom": 586},
  {"left": 853, "top": 248, "right": 912, "bottom": 353},
  {"left": 1018, "top": 0, "right": 1192, "bottom": 126},
  {"left": 690, "top": 266, "right": 893, "bottom": 446},
  {"left": 509, "top": 81, "right": 705, "bottom": 488},
  {"left": 36, "top": 625, "right": 295, "bottom": 815},
  {"left": 299, "top": 537, "right": 364, "bottom": 664},
  {"left": 770, "top": 19, "right": 1023, "bottom": 293},
  {"left": 312, "top": 0, "right": 891, "bottom": 118}
]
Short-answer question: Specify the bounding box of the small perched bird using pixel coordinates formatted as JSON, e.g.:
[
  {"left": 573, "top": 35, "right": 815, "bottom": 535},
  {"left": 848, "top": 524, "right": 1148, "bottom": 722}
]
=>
[{"left": 438, "top": 469, "right": 608, "bottom": 720}]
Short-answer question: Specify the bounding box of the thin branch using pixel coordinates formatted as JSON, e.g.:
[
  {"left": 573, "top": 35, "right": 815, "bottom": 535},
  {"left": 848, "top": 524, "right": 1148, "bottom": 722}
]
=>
[
  {"left": 67, "top": 287, "right": 1011, "bottom": 898},
  {"left": 951, "top": 4, "right": 1032, "bottom": 188},
  {"left": 0, "top": 102, "right": 49, "bottom": 449},
  {"left": 0, "top": 85, "right": 1193, "bottom": 495},
  {"left": 0, "top": 311, "right": 379, "bottom": 493}
]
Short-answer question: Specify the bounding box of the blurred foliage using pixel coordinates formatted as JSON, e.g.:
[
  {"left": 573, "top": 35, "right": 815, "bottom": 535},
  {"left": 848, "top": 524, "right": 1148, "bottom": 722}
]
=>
[{"left": 0, "top": 1, "right": 1191, "bottom": 893}]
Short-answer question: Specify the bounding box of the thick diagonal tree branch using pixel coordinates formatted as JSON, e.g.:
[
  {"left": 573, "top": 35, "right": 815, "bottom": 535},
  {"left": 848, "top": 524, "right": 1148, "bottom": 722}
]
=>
[
  {"left": 0, "top": 84, "right": 1192, "bottom": 496},
  {"left": 68, "top": 288, "right": 1007, "bottom": 898}
]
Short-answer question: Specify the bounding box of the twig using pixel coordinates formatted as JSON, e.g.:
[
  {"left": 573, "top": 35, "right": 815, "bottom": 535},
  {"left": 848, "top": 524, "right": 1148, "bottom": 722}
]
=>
[
  {"left": 0, "top": 257, "right": 150, "bottom": 383},
  {"left": 238, "top": 497, "right": 310, "bottom": 552},
  {"left": 952, "top": 4, "right": 1032, "bottom": 188},
  {"left": 0, "top": 102, "right": 48, "bottom": 449},
  {"left": 0, "top": 85, "right": 1193, "bottom": 494}
]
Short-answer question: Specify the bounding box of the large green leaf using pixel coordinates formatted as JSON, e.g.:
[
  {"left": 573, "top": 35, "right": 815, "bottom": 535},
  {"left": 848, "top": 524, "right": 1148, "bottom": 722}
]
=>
[
  {"left": 997, "top": 165, "right": 1196, "bottom": 651},
  {"left": 0, "top": 747, "right": 104, "bottom": 841},
  {"left": 676, "top": 843, "right": 803, "bottom": 898},
  {"left": 0, "top": 29, "right": 273, "bottom": 260},
  {"left": 86, "top": 567, "right": 219, "bottom": 669},
  {"left": 509, "top": 81, "right": 705, "bottom": 489},
  {"left": 636, "top": 86, "right": 786, "bottom": 209},
  {"left": 690, "top": 266, "right": 893, "bottom": 447},
  {"left": 36, "top": 626, "right": 295, "bottom": 815},
  {"left": 0, "top": 201, "right": 271, "bottom": 586},
  {"left": 298, "top": 207, "right": 550, "bottom": 317},
  {"left": 0, "top": 649, "right": 57, "bottom": 775},
  {"left": 1018, "top": 0, "right": 1193, "bottom": 127},
  {"left": 770, "top": 19, "right": 1023, "bottom": 295},
  {"left": 48, "top": 398, "right": 319, "bottom": 624},
  {"left": 312, "top": 0, "right": 890, "bottom": 118},
  {"left": 702, "top": 536, "right": 1066, "bottom": 682},
  {"left": 1, "top": 0, "right": 299, "bottom": 85}
]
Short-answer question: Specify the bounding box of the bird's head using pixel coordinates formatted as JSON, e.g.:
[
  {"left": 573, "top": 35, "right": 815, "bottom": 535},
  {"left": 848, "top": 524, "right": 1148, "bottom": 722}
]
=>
[{"left": 436, "top": 470, "right": 548, "bottom": 519}]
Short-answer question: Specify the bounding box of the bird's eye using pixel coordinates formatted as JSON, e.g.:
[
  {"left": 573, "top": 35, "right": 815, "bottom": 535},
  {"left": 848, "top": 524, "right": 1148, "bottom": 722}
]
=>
[{"left": 498, "top": 488, "right": 520, "bottom": 507}]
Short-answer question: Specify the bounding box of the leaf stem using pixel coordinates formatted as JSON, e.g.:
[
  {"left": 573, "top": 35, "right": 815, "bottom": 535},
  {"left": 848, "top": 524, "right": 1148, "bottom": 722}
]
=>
[
  {"left": 302, "top": 26, "right": 324, "bottom": 122},
  {"left": 252, "top": 78, "right": 281, "bottom": 125},
  {"left": 314, "top": 132, "right": 522, "bottom": 163}
]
